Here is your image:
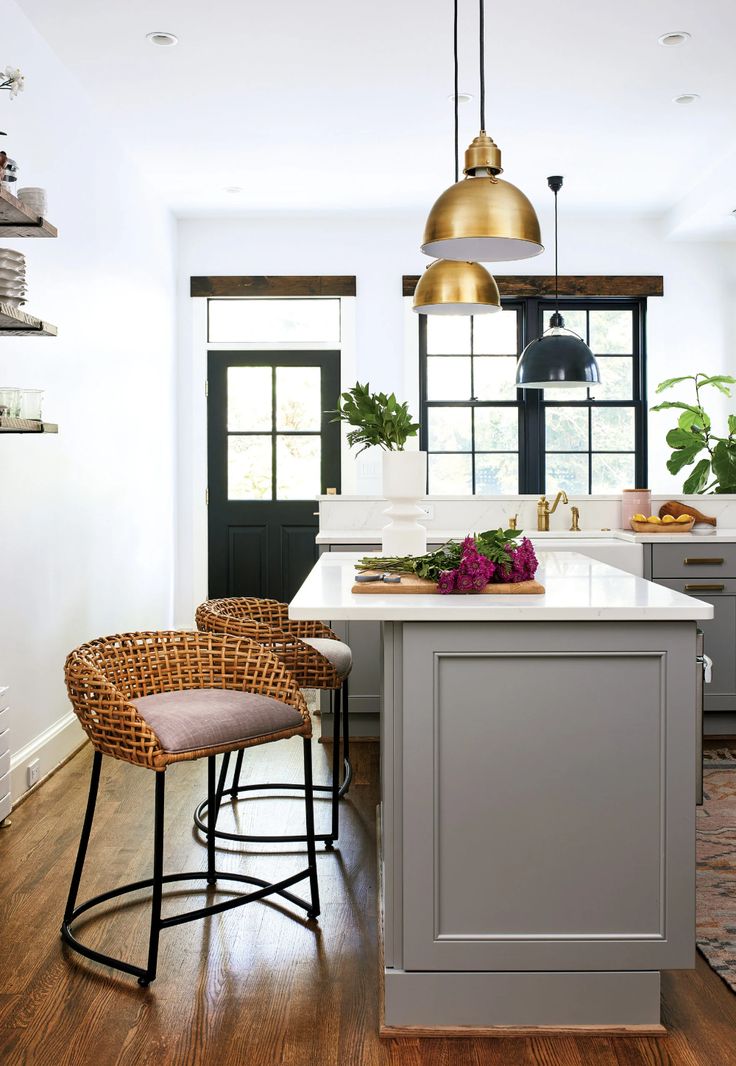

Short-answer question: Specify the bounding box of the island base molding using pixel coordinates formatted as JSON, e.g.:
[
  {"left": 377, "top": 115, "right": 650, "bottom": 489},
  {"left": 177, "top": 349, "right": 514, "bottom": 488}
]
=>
[{"left": 381, "top": 969, "right": 663, "bottom": 1032}]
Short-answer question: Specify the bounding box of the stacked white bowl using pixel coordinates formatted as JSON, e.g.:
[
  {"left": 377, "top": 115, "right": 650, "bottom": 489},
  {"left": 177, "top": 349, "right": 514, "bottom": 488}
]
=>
[{"left": 0, "top": 248, "right": 27, "bottom": 309}]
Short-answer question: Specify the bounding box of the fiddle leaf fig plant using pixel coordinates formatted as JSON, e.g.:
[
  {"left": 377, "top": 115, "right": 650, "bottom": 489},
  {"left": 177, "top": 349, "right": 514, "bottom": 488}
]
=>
[
  {"left": 652, "top": 373, "right": 736, "bottom": 493},
  {"left": 330, "top": 382, "right": 419, "bottom": 455}
]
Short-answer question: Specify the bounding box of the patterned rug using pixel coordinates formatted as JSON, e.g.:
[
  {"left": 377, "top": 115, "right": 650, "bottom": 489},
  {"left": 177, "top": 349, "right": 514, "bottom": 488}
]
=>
[{"left": 697, "top": 767, "right": 736, "bottom": 992}]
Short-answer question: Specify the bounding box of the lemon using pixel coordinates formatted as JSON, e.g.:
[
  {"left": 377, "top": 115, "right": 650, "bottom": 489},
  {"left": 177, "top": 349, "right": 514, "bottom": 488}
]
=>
[
  {"left": 647, "top": 515, "right": 662, "bottom": 524},
  {"left": 676, "top": 514, "right": 692, "bottom": 523},
  {"left": 661, "top": 515, "right": 676, "bottom": 524},
  {"left": 632, "top": 513, "right": 646, "bottom": 522}
]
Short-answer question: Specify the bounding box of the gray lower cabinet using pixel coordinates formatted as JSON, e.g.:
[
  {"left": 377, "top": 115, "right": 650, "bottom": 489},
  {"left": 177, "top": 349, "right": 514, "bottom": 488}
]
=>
[{"left": 647, "top": 543, "right": 736, "bottom": 733}]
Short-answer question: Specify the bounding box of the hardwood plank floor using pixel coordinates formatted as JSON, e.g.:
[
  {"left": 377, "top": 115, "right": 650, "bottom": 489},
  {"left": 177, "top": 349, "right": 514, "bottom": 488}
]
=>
[{"left": 1, "top": 733, "right": 735, "bottom": 1066}]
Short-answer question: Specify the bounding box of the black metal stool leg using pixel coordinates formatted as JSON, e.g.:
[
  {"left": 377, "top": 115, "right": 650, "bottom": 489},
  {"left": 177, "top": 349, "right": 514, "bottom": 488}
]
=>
[
  {"left": 139, "top": 769, "right": 166, "bottom": 986},
  {"left": 338, "top": 677, "right": 352, "bottom": 797},
  {"left": 207, "top": 757, "right": 217, "bottom": 886},
  {"left": 213, "top": 751, "right": 231, "bottom": 822},
  {"left": 302, "top": 738, "right": 320, "bottom": 919},
  {"left": 328, "top": 685, "right": 342, "bottom": 847},
  {"left": 63, "top": 750, "right": 103, "bottom": 925}
]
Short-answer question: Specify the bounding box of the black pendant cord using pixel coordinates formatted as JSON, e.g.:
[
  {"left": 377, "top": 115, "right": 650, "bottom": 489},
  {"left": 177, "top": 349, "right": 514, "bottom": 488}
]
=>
[
  {"left": 479, "top": 0, "right": 486, "bottom": 131},
  {"left": 454, "top": 0, "right": 459, "bottom": 183},
  {"left": 554, "top": 186, "right": 559, "bottom": 314}
]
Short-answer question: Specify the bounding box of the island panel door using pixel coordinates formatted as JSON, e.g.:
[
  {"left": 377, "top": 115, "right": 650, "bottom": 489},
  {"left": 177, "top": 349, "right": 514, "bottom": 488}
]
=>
[{"left": 207, "top": 350, "right": 341, "bottom": 602}]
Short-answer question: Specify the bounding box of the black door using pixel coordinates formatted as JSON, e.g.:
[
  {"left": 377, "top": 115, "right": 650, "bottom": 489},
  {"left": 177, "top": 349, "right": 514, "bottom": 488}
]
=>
[{"left": 207, "top": 350, "right": 341, "bottom": 601}]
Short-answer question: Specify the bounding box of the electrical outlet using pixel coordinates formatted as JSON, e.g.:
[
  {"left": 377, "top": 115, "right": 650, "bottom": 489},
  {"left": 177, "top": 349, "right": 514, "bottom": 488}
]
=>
[{"left": 27, "top": 759, "right": 40, "bottom": 789}]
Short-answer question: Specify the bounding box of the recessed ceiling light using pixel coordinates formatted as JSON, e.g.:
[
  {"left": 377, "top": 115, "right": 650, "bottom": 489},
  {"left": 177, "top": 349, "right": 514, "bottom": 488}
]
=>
[
  {"left": 146, "top": 31, "right": 178, "bottom": 47},
  {"left": 224, "top": 186, "right": 244, "bottom": 194},
  {"left": 448, "top": 92, "right": 473, "bottom": 104},
  {"left": 673, "top": 93, "right": 700, "bottom": 105},
  {"left": 658, "top": 31, "right": 691, "bottom": 47}
]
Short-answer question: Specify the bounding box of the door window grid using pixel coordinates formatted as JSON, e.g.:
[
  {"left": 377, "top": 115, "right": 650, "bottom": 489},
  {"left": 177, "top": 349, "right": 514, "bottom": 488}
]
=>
[
  {"left": 227, "top": 364, "right": 322, "bottom": 501},
  {"left": 419, "top": 298, "right": 647, "bottom": 495}
]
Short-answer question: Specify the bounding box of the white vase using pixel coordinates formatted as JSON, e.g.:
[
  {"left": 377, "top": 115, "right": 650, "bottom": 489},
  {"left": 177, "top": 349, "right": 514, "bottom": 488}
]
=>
[{"left": 381, "top": 450, "right": 428, "bottom": 556}]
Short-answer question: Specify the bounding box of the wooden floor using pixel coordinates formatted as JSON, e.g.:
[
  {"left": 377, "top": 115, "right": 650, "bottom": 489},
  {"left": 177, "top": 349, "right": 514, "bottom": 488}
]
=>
[{"left": 2, "top": 732, "right": 736, "bottom": 1066}]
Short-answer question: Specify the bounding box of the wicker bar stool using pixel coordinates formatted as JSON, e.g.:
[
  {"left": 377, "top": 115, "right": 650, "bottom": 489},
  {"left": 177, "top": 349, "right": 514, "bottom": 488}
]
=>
[
  {"left": 194, "top": 597, "right": 352, "bottom": 849},
  {"left": 61, "top": 630, "right": 320, "bottom": 986}
]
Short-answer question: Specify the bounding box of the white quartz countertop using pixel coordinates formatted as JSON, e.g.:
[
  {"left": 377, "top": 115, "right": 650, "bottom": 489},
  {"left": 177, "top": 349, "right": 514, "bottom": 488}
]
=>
[
  {"left": 315, "top": 528, "right": 736, "bottom": 545},
  {"left": 290, "top": 551, "right": 714, "bottom": 622}
]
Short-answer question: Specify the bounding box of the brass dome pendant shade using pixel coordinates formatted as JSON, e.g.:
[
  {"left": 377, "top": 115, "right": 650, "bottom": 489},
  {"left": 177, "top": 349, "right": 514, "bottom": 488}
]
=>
[
  {"left": 515, "top": 177, "right": 601, "bottom": 389},
  {"left": 413, "top": 0, "right": 500, "bottom": 315},
  {"left": 413, "top": 258, "right": 501, "bottom": 315},
  {"left": 420, "top": 1, "right": 543, "bottom": 264}
]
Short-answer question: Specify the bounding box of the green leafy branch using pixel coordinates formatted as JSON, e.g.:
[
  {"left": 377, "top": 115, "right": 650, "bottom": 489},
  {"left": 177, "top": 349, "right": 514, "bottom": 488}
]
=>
[
  {"left": 652, "top": 373, "right": 736, "bottom": 494},
  {"left": 357, "top": 528, "right": 522, "bottom": 581},
  {"left": 329, "top": 382, "right": 420, "bottom": 455}
]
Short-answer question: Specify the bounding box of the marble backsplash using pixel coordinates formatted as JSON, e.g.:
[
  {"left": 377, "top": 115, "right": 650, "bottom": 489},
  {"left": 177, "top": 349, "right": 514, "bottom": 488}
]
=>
[{"left": 317, "top": 494, "right": 736, "bottom": 535}]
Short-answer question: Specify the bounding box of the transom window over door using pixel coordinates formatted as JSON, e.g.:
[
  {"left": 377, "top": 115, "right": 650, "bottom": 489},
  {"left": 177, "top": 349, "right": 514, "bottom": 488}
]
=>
[{"left": 416, "top": 284, "right": 651, "bottom": 495}]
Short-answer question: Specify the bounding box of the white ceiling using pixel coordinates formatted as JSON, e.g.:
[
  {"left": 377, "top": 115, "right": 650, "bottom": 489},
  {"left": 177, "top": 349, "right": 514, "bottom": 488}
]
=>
[{"left": 15, "top": 0, "right": 736, "bottom": 236}]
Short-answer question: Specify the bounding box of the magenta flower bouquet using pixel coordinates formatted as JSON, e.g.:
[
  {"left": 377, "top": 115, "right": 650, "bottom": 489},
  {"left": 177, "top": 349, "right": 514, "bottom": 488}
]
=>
[{"left": 358, "top": 528, "right": 539, "bottom": 594}]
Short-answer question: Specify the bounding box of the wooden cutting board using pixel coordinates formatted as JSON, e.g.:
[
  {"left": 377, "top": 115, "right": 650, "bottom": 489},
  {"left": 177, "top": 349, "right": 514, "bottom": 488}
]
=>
[{"left": 352, "top": 572, "right": 545, "bottom": 595}]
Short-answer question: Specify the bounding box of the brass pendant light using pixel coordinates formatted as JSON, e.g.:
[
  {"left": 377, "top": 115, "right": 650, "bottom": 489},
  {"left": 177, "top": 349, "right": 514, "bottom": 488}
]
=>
[
  {"left": 421, "top": 0, "right": 543, "bottom": 263},
  {"left": 413, "top": 0, "right": 500, "bottom": 315},
  {"left": 515, "top": 177, "right": 601, "bottom": 389}
]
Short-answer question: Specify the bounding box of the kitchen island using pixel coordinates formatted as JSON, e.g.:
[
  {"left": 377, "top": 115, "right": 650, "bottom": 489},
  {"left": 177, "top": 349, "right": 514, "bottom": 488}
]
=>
[{"left": 290, "top": 551, "right": 713, "bottom": 1034}]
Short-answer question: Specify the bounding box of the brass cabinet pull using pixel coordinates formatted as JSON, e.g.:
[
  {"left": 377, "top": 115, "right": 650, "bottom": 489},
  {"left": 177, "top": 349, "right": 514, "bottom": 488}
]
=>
[
  {"left": 684, "top": 557, "right": 724, "bottom": 566},
  {"left": 685, "top": 583, "right": 725, "bottom": 592}
]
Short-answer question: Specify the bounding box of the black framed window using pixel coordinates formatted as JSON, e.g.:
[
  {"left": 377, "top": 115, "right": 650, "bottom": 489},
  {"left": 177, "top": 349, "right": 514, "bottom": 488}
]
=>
[{"left": 418, "top": 296, "right": 647, "bottom": 495}]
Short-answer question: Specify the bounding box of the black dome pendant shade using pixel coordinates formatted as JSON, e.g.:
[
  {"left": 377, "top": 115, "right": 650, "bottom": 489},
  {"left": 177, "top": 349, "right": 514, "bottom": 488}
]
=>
[{"left": 515, "top": 177, "right": 601, "bottom": 389}]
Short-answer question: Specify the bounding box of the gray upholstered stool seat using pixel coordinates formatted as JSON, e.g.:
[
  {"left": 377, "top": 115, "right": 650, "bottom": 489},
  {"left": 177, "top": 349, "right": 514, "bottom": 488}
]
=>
[
  {"left": 130, "top": 689, "right": 304, "bottom": 755},
  {"left": 301, "top": 638, "right": 352, "bottom": 680}
]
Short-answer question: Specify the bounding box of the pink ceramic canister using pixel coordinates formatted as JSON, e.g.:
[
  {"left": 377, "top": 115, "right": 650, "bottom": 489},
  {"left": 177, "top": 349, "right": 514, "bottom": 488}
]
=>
[{"left": 621, "top": 488, "right": 652, "bottom": 529}]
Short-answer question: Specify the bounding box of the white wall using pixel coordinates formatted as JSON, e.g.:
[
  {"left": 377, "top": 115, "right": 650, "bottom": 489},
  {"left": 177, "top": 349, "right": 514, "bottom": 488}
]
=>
[
  {"left": 1, "top": 1, "right": 177, "bottom": 794},
  {"left": 175, "top": 210, "right": 736, "bottom": 619}
]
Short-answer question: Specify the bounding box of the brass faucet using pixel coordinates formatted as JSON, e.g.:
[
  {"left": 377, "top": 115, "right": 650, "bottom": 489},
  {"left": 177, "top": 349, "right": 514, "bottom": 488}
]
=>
[
  {"left": 570, "top": 505, "right": 581, "bottom": 532},
  {"left": 537, "top": 490, "right": 569, "bottom": 532},
  {"left": 508, "top": 513, "right": 519, "bottom": 530}
]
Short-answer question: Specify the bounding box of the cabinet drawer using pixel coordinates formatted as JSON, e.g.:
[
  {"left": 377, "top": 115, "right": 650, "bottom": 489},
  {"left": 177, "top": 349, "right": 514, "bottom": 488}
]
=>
[
  {"left": 0, "top": 705, "right": 8, "bottom": 733},
  {"left": 659, "top": 580, "right": 736, "bottom": 713},
  {"left": 0, "top": 742, "right": 8, "bottom": 780},
  {"left": 0, "top": 789, "right": 10, "bottom": 822},
  {"left": 652, "top": 543, "right": 736, "bottom": 579}
]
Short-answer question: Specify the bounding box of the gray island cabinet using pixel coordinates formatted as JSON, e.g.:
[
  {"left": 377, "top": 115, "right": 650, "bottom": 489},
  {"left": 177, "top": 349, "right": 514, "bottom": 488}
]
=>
[{"left": 290, "top": 551, "right": 713, "bottom": 1033}]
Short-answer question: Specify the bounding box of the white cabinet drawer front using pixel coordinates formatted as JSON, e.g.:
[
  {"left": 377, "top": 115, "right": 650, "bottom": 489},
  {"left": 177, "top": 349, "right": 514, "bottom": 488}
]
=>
[
  {"left": 0, "top": 706, "right": 8, "bottom": 733},
  {"left": 652, "top": 543, "right": 736, "bottom": 579},
  {"left": 0, "top": 790, "right": 10, "bottom": 822},
  {"left": 0, "top": 748, "right": 8, "bottom": 779}
]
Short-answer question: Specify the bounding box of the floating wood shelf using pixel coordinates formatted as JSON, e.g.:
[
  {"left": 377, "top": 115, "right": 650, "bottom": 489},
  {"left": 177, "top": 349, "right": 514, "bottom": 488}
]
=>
[
  {"left": 0, "top": 302, "right": 57, "bottom": 336},
  {"left": 0, "top": 416, "right": 58, "bottom": 434},
  {"left": 0, "top": 187, "right": 57, "bottom": 238}
]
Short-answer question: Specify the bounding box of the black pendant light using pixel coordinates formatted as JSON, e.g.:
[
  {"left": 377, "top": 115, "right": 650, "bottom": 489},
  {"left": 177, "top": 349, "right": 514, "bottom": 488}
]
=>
[{"left": 515, "top": 177, "right": 601, "bottom": 389}]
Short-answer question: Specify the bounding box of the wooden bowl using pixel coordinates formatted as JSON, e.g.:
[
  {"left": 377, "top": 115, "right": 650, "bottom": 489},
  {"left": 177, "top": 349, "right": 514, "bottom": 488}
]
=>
[{"left": 630, "top": 517, "right": 695, "bottom": 534}]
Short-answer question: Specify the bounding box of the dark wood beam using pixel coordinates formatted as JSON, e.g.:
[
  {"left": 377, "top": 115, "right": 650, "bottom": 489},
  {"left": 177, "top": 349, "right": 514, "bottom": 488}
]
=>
[
  {"left": 402, "top": 275, "right": 664, "bottom": 298},
  {"left": 191, "top": 275, "right": 357, "bottom": 298}
]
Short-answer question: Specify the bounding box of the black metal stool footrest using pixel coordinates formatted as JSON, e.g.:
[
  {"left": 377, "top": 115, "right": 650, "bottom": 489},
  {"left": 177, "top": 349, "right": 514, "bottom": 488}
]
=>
[
  {"left": 61, "top": 867, "right": 318, "bottom": 980},
  {"left": 194, "top": 774, "right": 350, "bottom": 844}
]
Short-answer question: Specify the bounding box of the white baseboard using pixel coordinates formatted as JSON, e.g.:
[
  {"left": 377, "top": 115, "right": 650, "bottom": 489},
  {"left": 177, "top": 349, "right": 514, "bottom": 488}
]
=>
[{"left": 10, "top": 711, "right": 85, "bottom": 805}]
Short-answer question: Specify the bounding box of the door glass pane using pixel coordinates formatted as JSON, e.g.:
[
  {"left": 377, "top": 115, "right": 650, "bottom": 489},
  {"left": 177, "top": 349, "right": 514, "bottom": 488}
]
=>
[
  {"left": 426, "top": 357, "right": 471, "bottom": 401},
  {"left": 475, "top": 407, "right": 518, "bottom": 451},
  {"left": 209, "top": 298, "right": 340, "bottom": 344},
  {"left": 428, "top": 453, "right": 472, "bottom": 493},
  {"left": 546, "top": 453, "right": 588, "bottom": 494},
  {"left": 277, "top": 435, "right": 321, "bottom": 499},
  {"left": 591, "top": 407, "right": 635, "bottom": 451},
  {"left": 589, "top": 309, "right": 632, "bottom": 354},
  {"left": 474, "top": 356, "right": 518, "bottom": 400},
  {"left": 426, "top": 316, "right": 471, "bottom": 354},
  {"left": 276, "top": 366, "right": 321, "bottom": 430},
  {"left": 427, "top": 407, "right": 472, "bottom": 451},
  {"left": 543, "top": 308, "right": 587, "bottom": 339},
  {"left": 473, "top": 310, "right": 519, "bottom": 354},
  {"left": 589, "top": 357, "right": 633, "bottom": 402},
  {"left": 476, "top": 454, "right": 518, "bottom": 494},
  {"left": 227, "top": 366, "right": 272, "bottom": 431},
  {"left": 546, "top": 407, "right": 589, "bottom": 451},
  {"left": 228, "top": 436, "right": 272, "bottom": 499},
  {"left": 592, "top": 453, "right": 635, "bottom": 494}
]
